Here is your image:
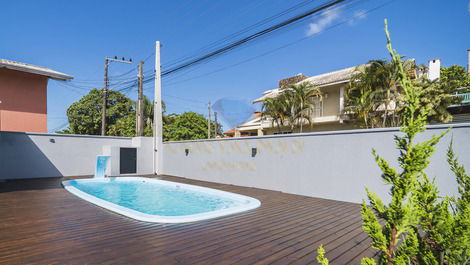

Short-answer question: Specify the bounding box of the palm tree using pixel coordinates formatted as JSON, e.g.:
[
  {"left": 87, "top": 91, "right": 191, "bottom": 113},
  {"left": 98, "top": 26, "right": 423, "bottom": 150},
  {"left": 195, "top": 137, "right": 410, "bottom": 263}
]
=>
[
  {"left": 289, "top": 82, "right": 322, "bottom": 132},
  {"left": 261, "top": 97, "right": 287, "bottom": 133},
  {"left": 261, "top": 82, "right": 321, "bottom": 133},
  {"left": 344, "top": 88, "right": 375, "bottom": 128},
  {"left": 346, "top": 59, "right": 415, "bottom": 128},
  {"left": 142, "top": 96, "right": 154, "bottom": 129}
]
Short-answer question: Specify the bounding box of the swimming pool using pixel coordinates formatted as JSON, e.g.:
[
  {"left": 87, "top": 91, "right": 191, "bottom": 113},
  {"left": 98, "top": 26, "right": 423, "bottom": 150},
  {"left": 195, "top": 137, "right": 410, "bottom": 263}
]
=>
[{"left": 62, "top": 177, "right": 261, "bottom": 223}]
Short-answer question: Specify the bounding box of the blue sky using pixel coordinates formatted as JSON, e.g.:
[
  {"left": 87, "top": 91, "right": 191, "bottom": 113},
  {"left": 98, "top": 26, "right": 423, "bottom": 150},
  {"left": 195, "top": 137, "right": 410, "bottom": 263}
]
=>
[{"left": 2, "top": 0, "right": 469, "bottom": 132}]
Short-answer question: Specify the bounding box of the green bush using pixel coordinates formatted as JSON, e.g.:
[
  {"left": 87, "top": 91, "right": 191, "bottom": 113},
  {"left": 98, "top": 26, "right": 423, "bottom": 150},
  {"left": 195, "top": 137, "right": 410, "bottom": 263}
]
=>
[{"left": 316, "top": 19, "right": 469, "bottom": 265}]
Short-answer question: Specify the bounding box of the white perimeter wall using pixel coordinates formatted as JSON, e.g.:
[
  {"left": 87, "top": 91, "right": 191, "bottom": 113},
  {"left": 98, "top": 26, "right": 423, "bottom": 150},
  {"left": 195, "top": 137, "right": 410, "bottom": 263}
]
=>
[
  {"left": 0, "top": 132, "right": 153, "bottom": 179},
  {"left": 162, "top": 123, "right": 470, "bottom": 203}
]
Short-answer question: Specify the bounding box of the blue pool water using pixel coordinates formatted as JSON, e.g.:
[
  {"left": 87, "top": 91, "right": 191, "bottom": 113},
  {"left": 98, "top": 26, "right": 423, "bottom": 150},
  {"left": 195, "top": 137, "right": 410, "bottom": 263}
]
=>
[{"left": 69, "top": 179, "right": 243, "bottom": 216}]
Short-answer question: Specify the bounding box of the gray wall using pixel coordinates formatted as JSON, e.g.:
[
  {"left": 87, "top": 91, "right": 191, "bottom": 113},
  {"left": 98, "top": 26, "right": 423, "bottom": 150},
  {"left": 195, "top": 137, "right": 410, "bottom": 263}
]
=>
[
  {"left": 0, "top": 132, "right": 153, "bottom": 179},
  {"left": 162, "top": 123, "right": 470, "bottom": 203}
]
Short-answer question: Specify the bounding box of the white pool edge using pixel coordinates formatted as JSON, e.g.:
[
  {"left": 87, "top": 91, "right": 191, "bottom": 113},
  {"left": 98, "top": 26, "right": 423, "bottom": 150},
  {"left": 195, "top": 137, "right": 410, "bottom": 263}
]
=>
[{"left": 62, "top": 177, "right": 261, "bottom": 223}]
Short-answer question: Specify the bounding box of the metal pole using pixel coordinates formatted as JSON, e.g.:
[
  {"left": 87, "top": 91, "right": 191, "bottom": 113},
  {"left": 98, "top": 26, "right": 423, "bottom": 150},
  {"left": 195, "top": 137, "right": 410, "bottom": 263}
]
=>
[
  {"left": 101, "top": 58, "right": 109, "bottom": 136},
  {"left": 153, "top": 41, "right": 163, "bottom": 175},
  {"left": 101, "top": 57, "right": 132, "bottom": 136},
  {"left": 467, "top": 48, "right": 470, "bottom": 74},
  {"left": 207, "top": 101, "right": 211, "bottom": 139},
  {"left": 214, "top": 112, "right": 218, "bottom": 137},
  {"left": 136, "top": 60, "right": 144, "bottom": 136}
]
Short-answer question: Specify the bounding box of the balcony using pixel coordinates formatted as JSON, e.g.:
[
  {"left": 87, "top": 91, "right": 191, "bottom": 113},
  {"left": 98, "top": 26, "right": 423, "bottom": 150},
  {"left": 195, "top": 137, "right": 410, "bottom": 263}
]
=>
[
  {"left": 449, "top": 92, "right": 470, "bottom": 108},
  {"left": 456, "top": 92, "right": 470, "bottom": 104}
]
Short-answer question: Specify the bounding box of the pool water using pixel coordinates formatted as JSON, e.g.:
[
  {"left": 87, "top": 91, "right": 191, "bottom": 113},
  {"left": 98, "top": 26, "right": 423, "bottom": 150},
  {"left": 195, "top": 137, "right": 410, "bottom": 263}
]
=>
[
  {"left": 62, "top": 177, "right": 260, "bottom": 223},
  {"left": 70, "top": 179, "right": 240, "bottom": 216}
]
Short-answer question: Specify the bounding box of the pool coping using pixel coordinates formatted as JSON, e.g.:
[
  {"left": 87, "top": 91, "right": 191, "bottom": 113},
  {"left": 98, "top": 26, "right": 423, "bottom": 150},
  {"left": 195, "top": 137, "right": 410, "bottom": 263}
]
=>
[{"left": 62, "top": 177, "right": 261, "bottom": 223}]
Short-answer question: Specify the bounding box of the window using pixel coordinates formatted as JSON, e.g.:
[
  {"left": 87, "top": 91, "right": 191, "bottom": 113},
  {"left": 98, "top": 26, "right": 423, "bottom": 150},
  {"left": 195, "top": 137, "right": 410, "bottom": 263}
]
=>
[
  {"left": 308, "top": 96, "right": 323, "bottom": 118},
  {"left": 273, "top": 131, "right": 292, "bottom": 135}
]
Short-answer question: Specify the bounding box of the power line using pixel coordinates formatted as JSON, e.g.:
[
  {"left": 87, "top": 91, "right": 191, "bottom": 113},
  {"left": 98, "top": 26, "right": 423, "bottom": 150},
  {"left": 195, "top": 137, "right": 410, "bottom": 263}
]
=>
[
  {"left": 164, "top": 0, "right": 392, "bottom": 87},
  {"left": 163, "top": 93, "right": 206, "bottom": 104},
  {"left": 111, "top": 0, "right": 354, "bottom": 92},
  {"left": 163, "top": 0, "right": 319, "bottom": 68},
  {"left": 49, "top": 121, "right": 69, "bottom": 133},
  {"left": 160, "top": 0, "right": 350, "bottom": 76},
  {"left": 54, "top": 0, "right": 386, "bottom": 100}
]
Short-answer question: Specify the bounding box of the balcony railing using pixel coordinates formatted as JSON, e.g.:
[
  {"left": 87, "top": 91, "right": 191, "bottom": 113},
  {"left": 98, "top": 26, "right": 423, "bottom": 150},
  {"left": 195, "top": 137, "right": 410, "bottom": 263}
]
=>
[{"left": 450, "top": 92, "right": 470, "bottom": 107}]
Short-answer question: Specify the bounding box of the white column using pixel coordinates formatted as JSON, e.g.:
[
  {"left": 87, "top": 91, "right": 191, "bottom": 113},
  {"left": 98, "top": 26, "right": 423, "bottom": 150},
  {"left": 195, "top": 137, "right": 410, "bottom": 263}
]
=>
[
  {"left": 153, "top": 41, "right": 163, "bottom": 175},
  {"left": 339, "top": 86, "right": 344, "bottom": 123}
]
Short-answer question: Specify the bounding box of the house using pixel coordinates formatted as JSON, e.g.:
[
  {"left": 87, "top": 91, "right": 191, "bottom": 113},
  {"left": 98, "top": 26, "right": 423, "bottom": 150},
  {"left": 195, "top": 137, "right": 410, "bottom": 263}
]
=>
[
  {"left": 224, "top": 112, "right": 263, "bottom": 137},
  {"left": 229, "top": 66, "right": 361, "bottom": 137},
  {"left": 230, "top": 56, "right": 470, "bottom": 137},
  {"left": 0, "top": 59, "right": 73, "bottom": 133},
  {"left": 447, "top": 49, "right": 470, "bottom": 122}
]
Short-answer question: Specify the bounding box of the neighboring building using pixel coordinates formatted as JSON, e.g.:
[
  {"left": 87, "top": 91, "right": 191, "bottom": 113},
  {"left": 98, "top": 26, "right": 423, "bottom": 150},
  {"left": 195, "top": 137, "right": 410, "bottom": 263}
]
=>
[
  {"left": 228, "top": 67, "right": 360, "bottom": 137},
  {"left": 0, "top": 59, "right": 73, "bottom": 133},
  {"left": 253, "top": 68, "right": 358, "bottom": 135},
  {"left": 230, "top": 56, "right": 470, "bottom": 137},
  {"left": 224, "top": 112, "right": 263, "bottom": 137},
  {"left": 447, "top": 49, "right": 470, "bottom": 123},
  {"left": 449, "top": 90, "right": 470, "bottom": 122}
]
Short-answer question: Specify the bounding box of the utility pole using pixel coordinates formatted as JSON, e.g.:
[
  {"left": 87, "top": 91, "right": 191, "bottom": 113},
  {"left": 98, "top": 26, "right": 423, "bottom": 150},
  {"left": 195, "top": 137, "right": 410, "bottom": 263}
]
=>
[
  {"left": 207, "top": 101, "right": 211, "bottom": 139},
  {"left": 153, "top": 41, "right": 163, "bottom": 175},
  {"left": 214, "top": 112, "right": 218, "bottom": 138},
  {"left": 101, "top": 56, "right": 132, "bottom": 136},
  {"left": 136, "top": 60, "right": 144, "bottom": 136},
  {"left": 101, "top": 58, "right": 109, "bottom": 136}
]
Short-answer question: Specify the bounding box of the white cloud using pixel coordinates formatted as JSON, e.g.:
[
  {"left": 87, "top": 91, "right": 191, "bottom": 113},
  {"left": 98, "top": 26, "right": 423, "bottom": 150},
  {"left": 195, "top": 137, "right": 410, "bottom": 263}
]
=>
[
  {"left": 306, "top": 7, "right": 342, "bottom": 36},
  {"left": 348, "top": 9, "right": 367, "bottom": 25},
  {"left": 354, "top": 9, "right": 367, "bottom": 20}
]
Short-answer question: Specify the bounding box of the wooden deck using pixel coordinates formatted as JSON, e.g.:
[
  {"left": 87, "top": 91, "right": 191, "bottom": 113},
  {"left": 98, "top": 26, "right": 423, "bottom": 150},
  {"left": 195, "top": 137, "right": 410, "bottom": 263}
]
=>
[{"left": 0, "top": 175, "right": 375, "bottom": 264}]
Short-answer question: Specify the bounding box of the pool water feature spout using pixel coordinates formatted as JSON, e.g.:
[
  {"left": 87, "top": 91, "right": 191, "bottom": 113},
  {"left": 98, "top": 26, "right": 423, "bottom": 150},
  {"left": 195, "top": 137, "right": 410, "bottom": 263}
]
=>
[{"left": 95, "top": 156, "right": 110, "bottom": 178}]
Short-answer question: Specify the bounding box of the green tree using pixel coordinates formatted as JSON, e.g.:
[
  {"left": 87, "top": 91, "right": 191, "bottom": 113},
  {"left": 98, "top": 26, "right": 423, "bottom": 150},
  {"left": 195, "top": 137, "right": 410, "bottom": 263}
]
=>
[
  {"left": 107, "top": 96, "right": 158, "bottom": 137},
  {"left": 288, "top": 82, "right": 322, "bottom": 132},
  {"left": 440, "top": 65, "right": 470, "bottom": 91},
  {"left": 414, "top": 143, "right": 470, "bottom": 264},
  {"left": 261, "top": 97, "right": 287, "bottom": 133},
  {"left": 414, "top": 77, "right": 461, "bottom": 124},
  {"left": 60, "top": 89, "right": 219, "bottom": 141},
  {"left": 107, "top": 115, "right": 136, "bottom": 137},
  {"left": 62, "top": 88, "right": 133, "bottom": 135},
  {"left": 356, "top": 20, "right": 445, "bottom": 264},
  {"left": 345, "top": 59, "right": 415, "bottom": 128},
  {"left": 317, "top": 19, "right": 469, "bottom": 265},
  {"left": 261, "top": 82, "right": 321, "bottom": 133},
  {"left": 163, "top": 112, "right": 222, "bottom": 141}
]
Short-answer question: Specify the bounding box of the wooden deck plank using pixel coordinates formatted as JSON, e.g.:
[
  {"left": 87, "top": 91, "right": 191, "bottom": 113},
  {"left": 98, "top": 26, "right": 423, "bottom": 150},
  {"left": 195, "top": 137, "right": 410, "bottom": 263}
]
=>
[{"left": 0, "top": 175, "right": 375, "bottom": 264}]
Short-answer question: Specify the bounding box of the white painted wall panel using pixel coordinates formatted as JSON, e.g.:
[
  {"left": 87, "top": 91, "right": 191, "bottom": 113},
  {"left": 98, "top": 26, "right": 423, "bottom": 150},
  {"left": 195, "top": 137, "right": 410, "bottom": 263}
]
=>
[{"left": 162, "top": 123, "right": 470, "bottom": 203}]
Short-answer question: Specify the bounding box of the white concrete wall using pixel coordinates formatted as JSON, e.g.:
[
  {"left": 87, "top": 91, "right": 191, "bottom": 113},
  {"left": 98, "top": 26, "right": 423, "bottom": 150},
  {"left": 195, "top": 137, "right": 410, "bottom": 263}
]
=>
[
  {"left": 0, "top": 132, "right": 153, "bottom": 179},
  {"left": 162, "top": 123, "right": 470, "bottom": 203}
]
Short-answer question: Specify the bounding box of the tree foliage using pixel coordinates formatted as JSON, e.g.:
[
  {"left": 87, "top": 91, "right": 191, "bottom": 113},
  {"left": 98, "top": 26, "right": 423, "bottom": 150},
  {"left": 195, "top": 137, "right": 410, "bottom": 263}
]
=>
[
  {"left": 107, "top": 96, "right": 156, "bottom": 137},
  {"left": 413, "top": 77, "right": 461, "bottom": 124},
  {"left": 61, "top": 88, "right": 133, "bottom": 135},
  {"left": 59, "top": 89, "right": 220, "bottom": 141},
  {"left": 345, "top": 50, "right": 468, "bottom": 128},
  {"left": 345, "top": 59, "right": 413, "bottom": 128},
  {"left": 163, "top": 112, "right": 222, "bottom": 141},
  {"left": 317, "top": 19, "right": 469, "bottom": 265},
  {"left": 316, "top": 245, "right": 329, "bottom": 265},
  {"left": 440, "top": 65, "right": 470, "bottom": 91},
  {"left": 261, "top": 82, "right": 321, "bottom": 133}
]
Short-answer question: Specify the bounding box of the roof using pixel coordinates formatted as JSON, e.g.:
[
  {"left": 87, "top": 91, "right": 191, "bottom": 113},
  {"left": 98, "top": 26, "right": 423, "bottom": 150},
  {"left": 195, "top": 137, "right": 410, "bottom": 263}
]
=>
[
  {"left": 253, "top": 65, "right": 362, "bottom": 103},
  {"left": 301, "top": 65, "right": 359, "bottom": 87},
  {"left": 0, "top": 59, "right": 73, "bottom": 81},
  {"left": 224, "top": 129, "right": 235, "bottom": 135},
  {"left": 235, "top": 116, "right": 262, "bottom": 131}
]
